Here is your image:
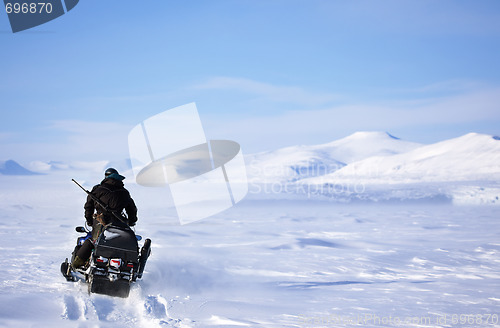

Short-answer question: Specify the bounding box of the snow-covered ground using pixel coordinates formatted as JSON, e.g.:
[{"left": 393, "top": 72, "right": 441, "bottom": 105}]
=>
[{"left": 1, "top": 172, "right": 500, "bottom": 328}]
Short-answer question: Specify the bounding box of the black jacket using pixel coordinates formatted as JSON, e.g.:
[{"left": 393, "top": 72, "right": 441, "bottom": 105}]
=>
[{"left": 84, "top": 177, "right": 137, "bottom": 226}]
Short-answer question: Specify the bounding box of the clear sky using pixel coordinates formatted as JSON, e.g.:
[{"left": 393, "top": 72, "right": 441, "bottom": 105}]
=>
[{"left": 1, "top": 0, "right": 500, "bottom": 163}]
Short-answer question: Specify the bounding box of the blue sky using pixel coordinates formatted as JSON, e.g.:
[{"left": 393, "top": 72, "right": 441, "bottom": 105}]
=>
[{"left": 1, "top": 0, "right": 500, "bottom": 162}]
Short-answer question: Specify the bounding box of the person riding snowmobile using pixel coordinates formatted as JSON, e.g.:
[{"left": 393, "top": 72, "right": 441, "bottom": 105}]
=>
[{"left": 71, "top": 168, "right": 138, "bottom": 269}]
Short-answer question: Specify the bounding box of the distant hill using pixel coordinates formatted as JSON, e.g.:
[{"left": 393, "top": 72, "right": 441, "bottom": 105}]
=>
[
  {"left": 27, "top": 160, "right": 109, "bottom": 173},
  {"left": 3, "top": 132, "right": 499, "bottom": 203},
  {"left": 244, "top": 132, "right": 500, "bottom": 203},
  {"left": 0, "top": 160, "right": 42, "bottom": 175}
]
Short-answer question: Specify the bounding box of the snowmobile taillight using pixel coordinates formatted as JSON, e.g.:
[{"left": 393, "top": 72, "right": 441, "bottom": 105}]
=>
[
  {"left": 96, "top": 256, "right": 108, "bottom": 264},
  {"left": 110, "top": 258, "right": 122, "bottom": 268},
  {"left": 127, "top": 262, "right": 134, "bottom": 268}
]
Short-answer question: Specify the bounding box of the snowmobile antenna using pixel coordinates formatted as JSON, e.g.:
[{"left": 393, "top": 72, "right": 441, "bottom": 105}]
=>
[{"left": 71, "top": 179, "right": 128, "bottom": 225}]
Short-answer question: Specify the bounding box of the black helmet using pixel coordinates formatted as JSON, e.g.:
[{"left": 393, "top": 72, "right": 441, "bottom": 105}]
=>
[{"left": 105, "top": 167, "right": 119, "bottom": 177}]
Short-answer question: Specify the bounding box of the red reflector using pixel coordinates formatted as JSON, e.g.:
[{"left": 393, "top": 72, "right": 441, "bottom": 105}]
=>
[
  {"left": 110, "top": 259, "right": 122, "bottom": 267},
  {"left": 127, "top": 263, "right": 134, "bottom": 268},
  {"left": 96, "top": 256, "right": 108, "bottom": 263}
]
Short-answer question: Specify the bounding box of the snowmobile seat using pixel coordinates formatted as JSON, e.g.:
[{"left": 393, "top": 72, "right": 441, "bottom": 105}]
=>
[{"left": 94, "top": 225, "right": 139, "bottom": 263}]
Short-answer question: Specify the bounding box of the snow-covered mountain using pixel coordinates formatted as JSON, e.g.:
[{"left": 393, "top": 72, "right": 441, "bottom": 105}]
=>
[
  {"left": 309, "top": 131, "right": 422, "bottom": 164},
  {"left": 4, "top": 131, "right": 499, "bottom": 203},
  {"left": 244, "top": 132, "right": 500, "bottom": 204},
  {"left": 246, "top": 131, "right": 422, "bottom": 183},
  {"left": 0, "top": 160, "right": 41, "bottom": 175},
  {"left": 27, "top": 159, "right": 131, "bottom": 175},
  {"left": 308, "top": 133, "right": 500, "bottom": 184}
]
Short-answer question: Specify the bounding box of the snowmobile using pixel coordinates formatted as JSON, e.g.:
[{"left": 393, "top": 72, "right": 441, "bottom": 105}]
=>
[
  {"left": 61, "top": 179, "right": 151, "bottom": 298},
  {"left": 61, "top": 223, "right": 151, "bottom": 298}
]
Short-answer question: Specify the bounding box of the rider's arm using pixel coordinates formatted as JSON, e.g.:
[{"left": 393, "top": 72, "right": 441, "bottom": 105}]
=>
[
  {"left": 125, "top": 196, "right": 138, "bottom": 226},
  {"left": 84, "top": 185, "right": 98, "bottom": 225}
]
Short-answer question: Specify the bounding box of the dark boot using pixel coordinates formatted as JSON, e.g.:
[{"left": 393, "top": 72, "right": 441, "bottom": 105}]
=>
[
  {"left": 71, "top": 255, "right": 86, "bottom": 269},
  {"left": 72, "top": 239, "right": 93, "bottom": 269}
]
